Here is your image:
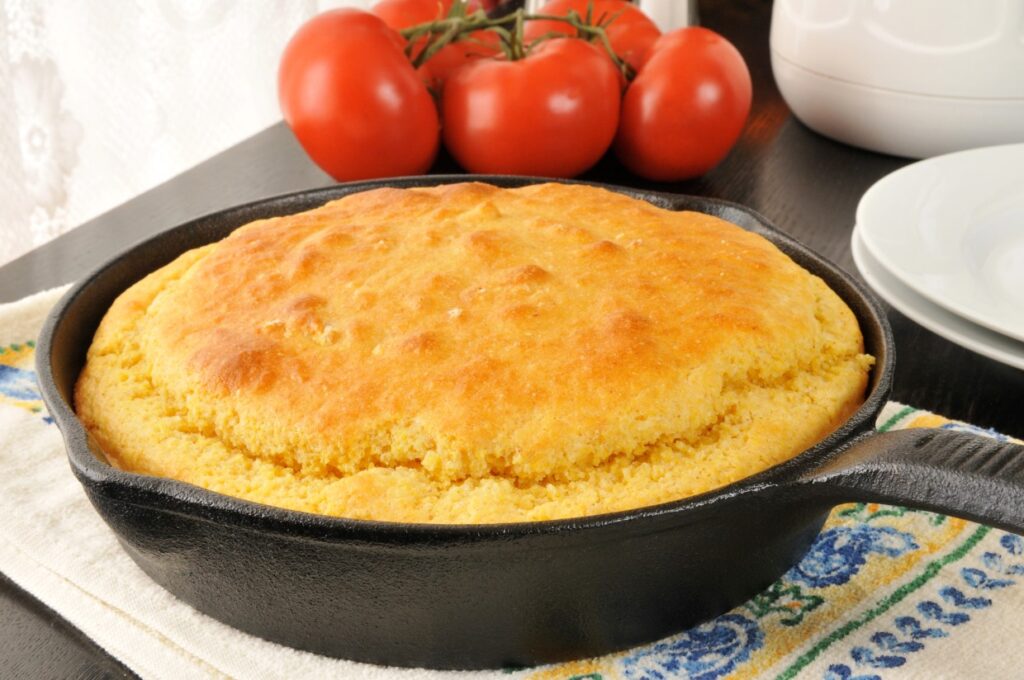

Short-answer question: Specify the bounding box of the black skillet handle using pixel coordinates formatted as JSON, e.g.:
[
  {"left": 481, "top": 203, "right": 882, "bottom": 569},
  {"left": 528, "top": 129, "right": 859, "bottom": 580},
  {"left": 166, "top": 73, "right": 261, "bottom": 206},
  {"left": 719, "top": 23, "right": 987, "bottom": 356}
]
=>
[{"left": 799, "top": 428, "right": 1024, "bottom": 535}]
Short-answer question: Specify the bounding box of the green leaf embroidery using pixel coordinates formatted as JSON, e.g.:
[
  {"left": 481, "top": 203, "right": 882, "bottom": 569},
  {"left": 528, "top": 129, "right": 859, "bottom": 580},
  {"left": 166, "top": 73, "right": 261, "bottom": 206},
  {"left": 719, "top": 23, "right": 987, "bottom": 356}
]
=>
[{"left": 746, "top": 582, "right": 824, "bottom": 626}]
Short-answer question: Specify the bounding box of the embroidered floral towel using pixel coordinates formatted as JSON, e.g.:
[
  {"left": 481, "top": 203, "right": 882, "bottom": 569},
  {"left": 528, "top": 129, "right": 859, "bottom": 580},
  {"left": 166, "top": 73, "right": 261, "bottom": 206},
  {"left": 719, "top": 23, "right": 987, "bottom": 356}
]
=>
[{"left": 2, "top": 286, "right": 1023, "bottom": 680}]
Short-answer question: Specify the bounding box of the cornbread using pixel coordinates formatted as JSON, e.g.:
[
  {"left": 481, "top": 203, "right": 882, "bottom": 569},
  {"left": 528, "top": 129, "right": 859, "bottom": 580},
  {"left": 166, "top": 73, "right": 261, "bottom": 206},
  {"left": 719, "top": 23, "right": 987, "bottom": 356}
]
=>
[{"left": 75, "top": 183, "right": 873, "bottom": 523}]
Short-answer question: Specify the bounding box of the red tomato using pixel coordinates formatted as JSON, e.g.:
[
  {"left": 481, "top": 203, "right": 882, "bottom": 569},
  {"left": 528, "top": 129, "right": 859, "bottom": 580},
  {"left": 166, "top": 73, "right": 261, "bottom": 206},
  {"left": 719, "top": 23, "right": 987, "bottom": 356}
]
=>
[
  {"left": 278, "top": 9, "right": 439, "bottom": 181},
  {"left": 523, "top": 0, "right": 661, "bottom": 74},
  {"left": 373, "top": 0, "right": 496, "bottom": 89},
  {"left": 442, "top": 38, "right": 621, "bottom": 177},
  {"left": 419, "top": 30, "right": 501, "bottom": 90},
  {"left": 371, "top": 0, "right": 450, "bottom": 59},
  {"left": 372, "top": 0, "right": 489, "bottom": 28},
  {"left": 371, "top": 0, "right": 451, "bottom": 30},
  {"left": 615, "top": 27, "right": 751, "bottom": 181}
]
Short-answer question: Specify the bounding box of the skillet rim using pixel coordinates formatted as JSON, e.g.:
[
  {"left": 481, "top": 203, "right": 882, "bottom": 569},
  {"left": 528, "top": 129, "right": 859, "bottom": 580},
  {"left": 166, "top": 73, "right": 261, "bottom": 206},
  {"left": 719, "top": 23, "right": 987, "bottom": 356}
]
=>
[{"left": 36, "top": 174, "right": 895, "bottom": 541}]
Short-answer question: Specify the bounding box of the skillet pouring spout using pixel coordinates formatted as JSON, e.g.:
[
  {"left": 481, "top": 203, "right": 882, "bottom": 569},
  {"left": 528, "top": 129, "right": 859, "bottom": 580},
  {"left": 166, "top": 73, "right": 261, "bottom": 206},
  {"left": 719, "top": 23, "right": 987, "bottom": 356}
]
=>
[{"left": 793, "top": 428, "right": 1024, "bottom": 535}]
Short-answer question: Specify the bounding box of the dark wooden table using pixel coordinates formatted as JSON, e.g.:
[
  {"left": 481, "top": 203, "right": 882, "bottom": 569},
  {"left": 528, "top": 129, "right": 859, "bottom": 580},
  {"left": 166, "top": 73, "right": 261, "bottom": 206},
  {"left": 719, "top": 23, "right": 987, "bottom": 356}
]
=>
[{"left": 2, "top": 1, "right": 1021, "bottom": 677}]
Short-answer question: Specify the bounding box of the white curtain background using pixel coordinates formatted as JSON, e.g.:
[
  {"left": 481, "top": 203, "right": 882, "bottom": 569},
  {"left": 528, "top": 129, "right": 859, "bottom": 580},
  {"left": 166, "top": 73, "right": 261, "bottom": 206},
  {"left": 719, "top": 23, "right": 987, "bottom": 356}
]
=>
[{"left": 0, "top": 0, "right": 369, "bottom": 267}]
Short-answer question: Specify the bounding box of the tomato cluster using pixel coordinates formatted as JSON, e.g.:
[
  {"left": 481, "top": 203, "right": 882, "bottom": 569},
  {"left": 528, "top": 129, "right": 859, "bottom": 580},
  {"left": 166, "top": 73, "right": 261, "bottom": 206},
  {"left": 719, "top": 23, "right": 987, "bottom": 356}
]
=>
[{"left": 278, "top": 0, "right": 751, "bottom": 182}]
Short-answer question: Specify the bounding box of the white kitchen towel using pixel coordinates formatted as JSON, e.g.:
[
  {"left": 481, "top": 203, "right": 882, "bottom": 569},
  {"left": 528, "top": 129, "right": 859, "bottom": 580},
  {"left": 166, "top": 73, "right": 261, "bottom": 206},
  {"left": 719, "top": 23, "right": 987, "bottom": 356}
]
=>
[{"left": 2, "top": 286, "right": 1024, "bottom": 680}]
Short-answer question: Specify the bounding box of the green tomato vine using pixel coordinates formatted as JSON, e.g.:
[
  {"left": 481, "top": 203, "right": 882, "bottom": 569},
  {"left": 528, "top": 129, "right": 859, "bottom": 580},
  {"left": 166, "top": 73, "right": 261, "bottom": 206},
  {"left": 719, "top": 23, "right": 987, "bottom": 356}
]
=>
[{"left": 399, "top": 1, "right": 636, "bottom": 80}]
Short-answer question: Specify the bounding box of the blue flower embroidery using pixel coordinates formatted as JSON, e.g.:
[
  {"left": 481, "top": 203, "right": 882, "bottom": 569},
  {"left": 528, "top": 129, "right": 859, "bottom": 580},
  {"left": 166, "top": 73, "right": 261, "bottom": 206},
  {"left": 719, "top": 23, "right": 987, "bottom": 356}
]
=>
[
  {"left": 621, "top": 613, "right": 763, "bottom": 680},
  {"left": 789, "top": 525, "right": 918, "bottom": 588},
  {"left": 1001, "top": 533, "right": 1023, "bottom": 555},
  {"left": 827, "top": 529, "right": 1024, "bottom": 679},
  {"left": 824, "top": 664, "right": 880, "bottom": 680},
  {"left": 940, "top": 421, "right": 1009, "bottom": 442},
  {"left": 0, "top": 364, "right": 41, "bottom": 401}
]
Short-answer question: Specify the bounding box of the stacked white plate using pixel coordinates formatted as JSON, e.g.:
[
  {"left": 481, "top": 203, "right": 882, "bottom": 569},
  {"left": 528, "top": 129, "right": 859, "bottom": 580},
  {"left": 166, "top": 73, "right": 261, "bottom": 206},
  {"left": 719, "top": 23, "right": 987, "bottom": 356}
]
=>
[{"left": 852, "top": 143, "right": 1024, "bottom": 371}]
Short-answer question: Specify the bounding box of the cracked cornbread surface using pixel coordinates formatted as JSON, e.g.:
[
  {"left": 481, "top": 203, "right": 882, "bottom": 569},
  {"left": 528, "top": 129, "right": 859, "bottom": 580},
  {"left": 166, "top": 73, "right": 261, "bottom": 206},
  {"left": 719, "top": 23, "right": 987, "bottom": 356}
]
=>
[{"left": 75, "top": 182, "right": 873, "bottom": 523}]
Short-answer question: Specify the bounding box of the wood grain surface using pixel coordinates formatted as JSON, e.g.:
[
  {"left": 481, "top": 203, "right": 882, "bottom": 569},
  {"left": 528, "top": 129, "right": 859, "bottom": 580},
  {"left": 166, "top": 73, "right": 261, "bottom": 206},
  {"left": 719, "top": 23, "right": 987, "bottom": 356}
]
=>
[{"left": 0, "top": 0, "right": 1020, "bottom": 676}]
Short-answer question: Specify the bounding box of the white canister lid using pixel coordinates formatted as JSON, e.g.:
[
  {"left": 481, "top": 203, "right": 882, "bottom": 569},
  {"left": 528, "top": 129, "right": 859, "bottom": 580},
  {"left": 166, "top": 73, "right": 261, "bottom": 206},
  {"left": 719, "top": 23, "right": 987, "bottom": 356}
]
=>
[{"left": 771, "top": 0, "right": 1024, "bottom": 99}]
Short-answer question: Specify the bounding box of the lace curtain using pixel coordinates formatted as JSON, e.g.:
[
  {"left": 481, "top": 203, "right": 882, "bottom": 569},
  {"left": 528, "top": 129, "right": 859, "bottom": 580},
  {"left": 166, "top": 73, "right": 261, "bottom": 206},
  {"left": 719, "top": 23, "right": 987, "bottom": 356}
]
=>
[{"left": 0, "top": 0, "right": 367, "bottom": 267}]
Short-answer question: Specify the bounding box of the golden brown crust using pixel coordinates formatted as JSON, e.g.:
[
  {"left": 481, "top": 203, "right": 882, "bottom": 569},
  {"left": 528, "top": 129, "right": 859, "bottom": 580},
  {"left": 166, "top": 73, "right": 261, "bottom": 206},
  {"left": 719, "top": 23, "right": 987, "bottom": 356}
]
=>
[{"left": 75, "top": 183, "right": 872, "bottom": 523}]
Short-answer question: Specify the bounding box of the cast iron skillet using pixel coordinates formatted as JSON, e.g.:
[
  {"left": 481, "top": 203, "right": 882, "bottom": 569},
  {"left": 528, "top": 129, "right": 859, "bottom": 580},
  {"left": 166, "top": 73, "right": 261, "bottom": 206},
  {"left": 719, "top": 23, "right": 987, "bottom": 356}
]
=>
[{"left": 37, "top": 176, "right": 1024, "bottom": 670}]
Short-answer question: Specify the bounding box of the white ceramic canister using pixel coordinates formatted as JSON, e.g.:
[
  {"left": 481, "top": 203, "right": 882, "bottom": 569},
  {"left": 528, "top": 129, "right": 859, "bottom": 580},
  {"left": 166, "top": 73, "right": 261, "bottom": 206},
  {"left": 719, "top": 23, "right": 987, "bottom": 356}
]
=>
[{"left": 771, "top": 0, "right": 1024, "bottom": 158}]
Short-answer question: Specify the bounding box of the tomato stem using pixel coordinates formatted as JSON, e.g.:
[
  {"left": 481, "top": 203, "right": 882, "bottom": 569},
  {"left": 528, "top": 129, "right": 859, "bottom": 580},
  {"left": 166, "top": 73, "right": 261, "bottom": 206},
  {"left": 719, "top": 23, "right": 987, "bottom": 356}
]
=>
[
  {"left": 399, "top": 0, "right": 634, "bottom": 78},
  {"left": 512, "top": 10, "right": 526, "bottom": 60}
]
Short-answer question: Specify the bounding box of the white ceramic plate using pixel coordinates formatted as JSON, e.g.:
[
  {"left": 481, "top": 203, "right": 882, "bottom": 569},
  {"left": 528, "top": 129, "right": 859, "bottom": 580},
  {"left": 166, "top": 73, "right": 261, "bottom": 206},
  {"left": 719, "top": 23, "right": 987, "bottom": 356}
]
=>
[
  {"left": 857, "top": 143, "right": 1024, "bottom": 343},
  {"left": 852, "top": 225, "right": 1024, "bottom": 371}
]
